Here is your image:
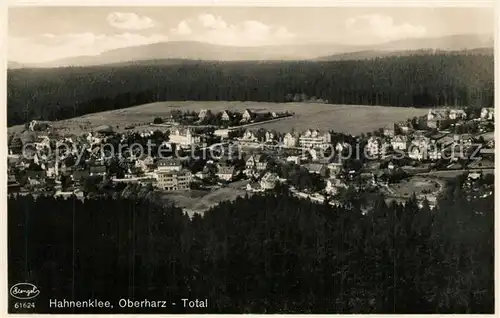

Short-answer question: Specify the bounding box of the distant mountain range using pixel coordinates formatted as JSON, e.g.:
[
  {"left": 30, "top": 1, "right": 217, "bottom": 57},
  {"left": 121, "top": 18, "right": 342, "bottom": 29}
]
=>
[
  {"left": 7, "top": 61, "right": 26, "bottom": 69},
  {"left": 9, "top": 33, "right": 493, "bottom": 68},
  {"left": 316, "top": 47, "right": 494, "bottom": 61}
]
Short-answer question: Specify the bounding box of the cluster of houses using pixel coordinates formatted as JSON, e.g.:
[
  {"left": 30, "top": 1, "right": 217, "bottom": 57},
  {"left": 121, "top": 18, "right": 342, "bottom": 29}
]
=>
[
  {"left": 198, "top": 108, "right": 257, "bottom": 123},
  {"left": 8, "top": 106, "right": 495, "bottom": 208},
  {"left": 363, "top": 107, "right": 495, "bottom": 163},
  {"left": 237, "top": 128, "right": 333, "bottom": 150}
]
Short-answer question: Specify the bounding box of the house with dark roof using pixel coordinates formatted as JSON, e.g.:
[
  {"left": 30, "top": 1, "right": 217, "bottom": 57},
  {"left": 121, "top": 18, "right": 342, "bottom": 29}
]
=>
[
  {"left": 260, "top": 172, "right": 278, "bottom": 190},
  {"left": 480, "top": 107, "right": 494, "bottom": 120},
  {"left": 198, "top": 109, "right": 208, "bottom": 120},
  {"left": 449, "top": 109, "right": 467, "bottom": 120},
  {"left": 72, "top": 170, "right": 90, "bottom": 184},
  {"left": 221, "top": 110, "right": 231, "bottom": 121},
  {"left": 241, "top": 109, "right": 254, "bottom": 122},
  {"left": 216, "top": 165, "right": 236, "bottom": 181},
  {"left": 395, "top": 121, "right": 414, "bottom": 134},
  {"left": 245, "top": 154, "right": 270, "bottom": 171},
  {"left": 391, "top": 135, "right": 409, "bottom": 151},
  {"left": 26, "top": 170, "right": 47, "bottom": 186},
  {"left": 156, "top": 158, "right": 182, "bottom": 172},
  {"left": 427, "top": 109, "right": 454, "bottom": 129},
  {"left": 383, "top": 124, "right": 396, "bottom": 138},
  {"left": 303, "top": 163, "right": 328, "bottom": 177},
  {"left": 89, "top": 165, "right": 107, "bottom": 176}
]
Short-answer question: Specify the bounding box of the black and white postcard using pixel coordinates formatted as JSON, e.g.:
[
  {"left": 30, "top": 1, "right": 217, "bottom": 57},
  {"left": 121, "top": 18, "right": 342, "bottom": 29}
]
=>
[{"left": 5, "top": 2, "right": 496, "bottom": 314}]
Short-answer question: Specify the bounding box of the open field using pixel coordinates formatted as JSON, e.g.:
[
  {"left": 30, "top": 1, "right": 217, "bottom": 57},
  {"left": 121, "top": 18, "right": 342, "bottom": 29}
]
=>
[
  {"left": 387, "top": 176, "right": 444, "bottom": 198},
  {"left": 159, "top": 186, "right": 248, "bottom": 215},
  {"left": 8, "top": 101, "right": 429, "bottom": 136}
]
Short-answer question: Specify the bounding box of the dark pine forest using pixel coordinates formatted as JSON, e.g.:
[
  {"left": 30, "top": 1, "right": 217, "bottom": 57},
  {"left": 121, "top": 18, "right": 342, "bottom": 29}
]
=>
[
  {"left": 7, "top": 51, "right": 494, "bottom": 126},
  {"left": 8, "top": 175, "right": 494, "bottom": 314}
]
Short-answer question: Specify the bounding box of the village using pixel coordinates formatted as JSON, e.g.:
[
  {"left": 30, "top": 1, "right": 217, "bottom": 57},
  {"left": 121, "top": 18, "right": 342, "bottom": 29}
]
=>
[{"left": 7, "top": 106, "right": 495, "bottom": 214}]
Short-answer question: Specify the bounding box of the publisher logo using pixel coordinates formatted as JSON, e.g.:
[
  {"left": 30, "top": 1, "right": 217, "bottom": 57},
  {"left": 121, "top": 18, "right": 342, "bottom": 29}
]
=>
[{"left": 10, "top": 283, "right": 40, "bottom": 300}]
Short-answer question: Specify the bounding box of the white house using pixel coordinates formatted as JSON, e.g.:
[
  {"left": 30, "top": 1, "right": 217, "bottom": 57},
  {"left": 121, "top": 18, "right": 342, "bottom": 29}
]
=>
[
  {"left": 417, "top": 195, "right": 437, "bottom": 210},
  {"left": 428, "top": 146, "right": 443, "bottom": 161},
  {"left": 221, "top": 110, "right": 231, "bottom": 121},
  {"left": 34, "top": 136, "right": 51, "bottom": 151},
  {"left": 299, "top": 129, "right": 331, "bottom": 149},
  {"left": 155, "top": 169, "right": 192, "bottom": 191},
  {"left": 86, "top": 132, "right": 103, "bottom": 145},
  {"left": 391, "top": 135, "right": 409, "bottom": 151},
  {"left": 409, "top": 147, "right": 425, "bottom": 161},
  {"left": 480, "top": 107, "right": 494, "bottom": 120},
  {"left": 453, "top": 134, "right": 474, "bottom": 148},
  {"left": 216, "top": 165, "right": 236, "bottom": 181},
  {"left": 246, "top": 154, "right": 269, "bottom": 170},
  {"left": 396, "top": 121, "right": 413, "bottom": 134},
  {"left": 214, "top": 129, "right": 229, "bottom": 138},
  {"left": 198, "top": 109, "right": 208, "bottom": 120},
  {"left": 169, "top": 128, "right": 200, "bottom": 146},
  {"left": 283, "top": 132, "right": 298, "bottom": 148},
  {"left": 241, "top": 109, "right": 254, "bottom": 122},
  {"left": 449, "top": 109, "right": 467, "bottom": 120},
  {"left": 325, "top": 178, "right": 347, "bottom": 195},
  {"left": 45, "top": 162, "right": 59, "bottom": 178},
  {"left": 327, "top": 162, "right": 343, "bottom": 175},
  {"left": 335, "top": 142, "right": 351, "bottom": 153},
  {"left": 365, "top": 137, "right": 381, "bottom": 158},
  {"left": 265, "top": 131, "right": 277, "bottom": 143},
  {"left": 196, "top": 165, "right": 214, "bottom": 180},
  {"left": 260, "top": 172, "right": 278, "bottom": 190},
  {"left": 468, "top": 171, "right": 482, "bottom": 180},
  {"left": 286, "top": 156, "right": 301, "bottom": 165},
  {"left": 135, "top": 155, "right": 155, "bottom": 171},
  {"left": 240, "top": 130, "right": 258, "bottom": 142},
  {"left": 156, "top": 158, "right": 182, "bottom": 172}
]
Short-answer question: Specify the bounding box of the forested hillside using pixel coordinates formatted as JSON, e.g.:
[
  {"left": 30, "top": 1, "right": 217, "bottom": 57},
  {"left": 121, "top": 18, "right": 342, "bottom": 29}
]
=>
[
  {"left": 8, "top": 176, "right": 494, "bottom": 314},
  {"left": 7, "top": 51, "right": 493, "bottom": 126}
]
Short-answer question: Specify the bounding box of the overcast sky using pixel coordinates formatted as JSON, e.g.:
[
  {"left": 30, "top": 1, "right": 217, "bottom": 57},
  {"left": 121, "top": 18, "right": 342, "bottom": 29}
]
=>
[{"left": 8, "top": 7, "right": 494, "bottom": 63}]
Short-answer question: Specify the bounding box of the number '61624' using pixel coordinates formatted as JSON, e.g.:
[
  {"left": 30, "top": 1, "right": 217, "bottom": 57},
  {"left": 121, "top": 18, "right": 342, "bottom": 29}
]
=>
[{"left": 14, "top": 302, "right": 35, "bottom": 309}]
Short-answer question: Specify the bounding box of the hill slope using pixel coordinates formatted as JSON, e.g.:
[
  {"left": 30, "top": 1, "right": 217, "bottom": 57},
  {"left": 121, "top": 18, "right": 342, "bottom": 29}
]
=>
[{"left": 7, "top": 52, "right": 493, "bottom": 126}]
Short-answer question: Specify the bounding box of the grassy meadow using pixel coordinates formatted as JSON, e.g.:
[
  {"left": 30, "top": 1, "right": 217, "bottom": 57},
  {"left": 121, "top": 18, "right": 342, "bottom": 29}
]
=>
[{"left": 8, "top": 101, "right": 429, "bottom": 136}]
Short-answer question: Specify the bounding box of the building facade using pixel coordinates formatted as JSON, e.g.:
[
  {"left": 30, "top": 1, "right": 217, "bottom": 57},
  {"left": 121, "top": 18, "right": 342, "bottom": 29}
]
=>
[
  {"left": 246, "top": 154, "right": 269, "bottom": 172},
  {"left": 283, "top": 133, "right": 298, "bottom": 148},
  {"left": 481, "top": 107, "right": 494, "bottom": 120},
  {"left": 365, "top": 137, "right": 381, "bottom": 158},
  {"left": 156, "top": 158, "right": 182, "bottom": 172},
  {"left": 260, "top": 172, "right": 278, "bottom": 190},
  {"left": 155, "top": 169, "right": 192, "bottom": 191},
  {"left": 221, "top": 110, "right": 231, "bottom": 121},
  {"left": 242, "top": 109, "right": 254, "bottom": 122},
  {"left": 299, "top": 130, "right": 331, "bottom": 149},
  {"left": 169, "top": 128, "right": 200, "bottom": 146},
  {"left": 391, "top": 135, "right": 409, "bottom": 151}
]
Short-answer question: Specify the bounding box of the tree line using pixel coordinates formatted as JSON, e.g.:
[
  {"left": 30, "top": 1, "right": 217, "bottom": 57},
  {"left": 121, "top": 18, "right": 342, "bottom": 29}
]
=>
[
  {"left": 7, "top": 52, "right": 494, "bottom": 126},
  {"left": 8, "top": 174, "right": 493, "bottom": 314}
]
